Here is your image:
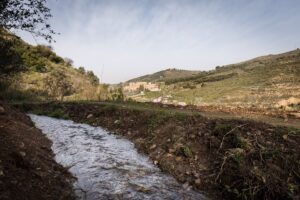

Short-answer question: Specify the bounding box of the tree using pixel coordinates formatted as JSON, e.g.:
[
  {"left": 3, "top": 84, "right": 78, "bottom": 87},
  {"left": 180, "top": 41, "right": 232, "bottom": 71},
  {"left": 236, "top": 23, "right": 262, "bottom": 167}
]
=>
[
  {"left": 0, "top": 30, "right": 23, "bottom": 74},
  {"left": 44, "top": 70, "right": 74, "bottom": 101},
  {"left": 86, "top": 70, "right": 99, "bottom": 85},
  {"left": 138, "top": 85, "right": 145, "bottom": 92},
  {"left": 64, "top": 58, "right": 73, "bottom": 66},
  {"left": 1, "top": 0, "right": 55, "bottom": 74},
  {"left": 0, "top": 0, "right": 55, "bottom": 42},
  {"left": 96, "top": 84, "right": 109, "bottom": 101},
  {"left": 78, "top": 66, "right": 86, "bottom": 74},
  {"left": 110, "top": 87, "right": 124, "bottom": 101}
]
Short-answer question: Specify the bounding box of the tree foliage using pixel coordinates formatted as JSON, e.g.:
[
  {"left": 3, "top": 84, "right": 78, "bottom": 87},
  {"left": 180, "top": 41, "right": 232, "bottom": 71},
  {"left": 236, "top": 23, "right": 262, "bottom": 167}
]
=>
[
  {"left": 1, "top": 0, "right": 55, "bottom": 74},
  {"left": 64, "top": 58, "right": 73, "bottom": 66},
  {"left": 44, "top": 70, "right": 74, "bottom": 100},
  {"left": 78, "top": 66, "right": 85, "bottom": 74},
  {"left": 0, "top": 0, "right": 55, "bottom": 42},
  {"left": 0, "top": 30, "right": 24, "bottom": 73},
  {"left": 86, "top": 70, "right": 99, "bottom": 85}
]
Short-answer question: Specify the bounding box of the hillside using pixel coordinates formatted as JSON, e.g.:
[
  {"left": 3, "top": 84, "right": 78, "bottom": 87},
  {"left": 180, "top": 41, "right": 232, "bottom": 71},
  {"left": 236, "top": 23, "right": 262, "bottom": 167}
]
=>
[
  {"left": 0, "top": 31, "right": 100, "bottom": 102},
  {"left": 127, "top": 68, "right": 200, "bottom": 83},
  {"left": 127, "top": 49, "right": 300, "bottom": 110}
]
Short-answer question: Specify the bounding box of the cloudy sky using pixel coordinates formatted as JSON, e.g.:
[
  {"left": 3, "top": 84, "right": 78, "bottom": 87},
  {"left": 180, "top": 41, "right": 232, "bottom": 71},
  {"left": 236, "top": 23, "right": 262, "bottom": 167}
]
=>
[{"left": 18, "top": 0, "right": 300, "bottom": 83}]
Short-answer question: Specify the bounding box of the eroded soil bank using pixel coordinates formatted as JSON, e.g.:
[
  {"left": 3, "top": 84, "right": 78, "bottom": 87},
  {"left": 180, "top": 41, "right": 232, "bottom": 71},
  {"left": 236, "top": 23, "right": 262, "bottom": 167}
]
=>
[
  {"left": 19, "top": 102, "right": 300, "bottom": 200},
  {"left": 0, "top": 103, "right": 75, "bottom": 200}
]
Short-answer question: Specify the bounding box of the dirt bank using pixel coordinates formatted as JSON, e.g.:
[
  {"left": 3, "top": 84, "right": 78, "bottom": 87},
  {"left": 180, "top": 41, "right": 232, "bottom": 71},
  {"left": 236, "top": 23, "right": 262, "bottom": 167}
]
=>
[
  {"left": 0, "top": 103, "right": 75, "bottom": 200},
  {"left": 19, "top": 102, "right": 300, "bottom": 200}
]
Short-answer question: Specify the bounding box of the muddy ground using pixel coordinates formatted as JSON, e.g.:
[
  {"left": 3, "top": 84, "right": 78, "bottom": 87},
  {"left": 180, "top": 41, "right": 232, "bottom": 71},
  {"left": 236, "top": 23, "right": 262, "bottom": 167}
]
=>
[
  {"left": 0, "top": 103, "right": 75, "bottom": 200},
  {"left": 19, "top": 102, "right": 300, "bottom": 200}
]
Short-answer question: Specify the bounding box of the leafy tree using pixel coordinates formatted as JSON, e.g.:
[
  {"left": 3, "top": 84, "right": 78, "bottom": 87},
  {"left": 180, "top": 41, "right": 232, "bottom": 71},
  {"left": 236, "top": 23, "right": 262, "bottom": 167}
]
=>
[
  {"left": 78, "top": 66, "right": 86, "bottom": 74},
  {"left": 1, "top": 0, "right": 55, "bottom": 74},
  {"left": 0, "top": 30, "right": 23, "bottom": 73},
  {"left": 110, "top": 87, "right": 124, "bottom": 101},
  {"left": 138, "top": 85, "right": 145, "bottom": 92},
  {"left": 64, "top": 58, "right": 73, "bottom": 66},
  {"left": 0, "top": 0, "right": 55, "bottom": 42},
  {"left": 96, "top": 83, "right": 109, "bottom": 101},
  {"left": 86, "top": 70, "right": 99, "bottom": 85},
  {"left": 44, "top": 70, "right": 74, "bottom": 101}
]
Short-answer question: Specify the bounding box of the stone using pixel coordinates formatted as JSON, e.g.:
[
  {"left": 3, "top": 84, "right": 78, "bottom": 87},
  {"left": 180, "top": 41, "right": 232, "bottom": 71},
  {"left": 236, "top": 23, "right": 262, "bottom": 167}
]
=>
[
  {"left": 195, "top": 178, "right": 201, "bottom": 185},
  {"left": 19, "top": 142, "right": 25, "bottom": 148},
  {"left": 175, "top": 156, "right": 182, "bottom": 162},
  {"left": 166, "top": 153, "right": 173, "bottom": 158},
  {"left": 87, "top": 114, "right": 93, "bottom": 119},
  {"left": 193, "top": 172, "right": 200, "bottom": 178},
  {"left": 149, "top": 144, "right": 156, "bottom": 150},
  {"left": 0, "top": 106, "right": 5, "bottom": 114},
  {"left": 182, "top": 182, "right": 190, "bottom": 190},
  {"left": 168, "top": 148, "right": 175, "bottom": 153},
  {"left": 153, "top": 160, "right": 158, "bottom": 165},
  {"left": 19, "top": 151, "right": 26, "bottom": 157}
]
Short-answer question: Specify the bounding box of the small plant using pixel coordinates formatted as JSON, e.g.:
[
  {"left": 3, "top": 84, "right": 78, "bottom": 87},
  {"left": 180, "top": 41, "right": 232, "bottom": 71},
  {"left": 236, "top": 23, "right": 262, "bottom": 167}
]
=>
[
  {"left": 231, "top": 154, "right": 242, "bottom": 164},
  {"left": 48, "top": 109, "right": 69, "bottom": 119},
  {"left": 102, "top": 104, "right": 117, "bottom": 112},
  {"left": 213, "top": 123, "right": 233, "bottom": 135},
  {"left": 147, "top": 112, "right": 168, "bottom": 132},
  {"left": 182, "top": 146, "right": 193, "bottom": 158},
  {"left": 173, "top": 111, "right": 187, "bottom": 121}
]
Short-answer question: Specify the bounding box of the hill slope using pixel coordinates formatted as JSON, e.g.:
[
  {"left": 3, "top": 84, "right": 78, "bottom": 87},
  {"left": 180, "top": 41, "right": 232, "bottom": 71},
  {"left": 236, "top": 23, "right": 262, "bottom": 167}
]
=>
[
  {"left": 0, "top": 31, "right": 100, "bottom": 101},
  {"left": 128, "top": 49, "right": 300, "bottom": 110},
  {"left": 127, "top": 68, "right": 200, "bottom": 83}
]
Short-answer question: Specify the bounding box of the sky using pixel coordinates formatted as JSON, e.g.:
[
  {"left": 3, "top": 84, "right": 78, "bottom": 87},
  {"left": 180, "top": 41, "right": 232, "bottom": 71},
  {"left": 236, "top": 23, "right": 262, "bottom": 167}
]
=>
[{"left": 17, "top": 0, "right": 300, "bottom": 83}]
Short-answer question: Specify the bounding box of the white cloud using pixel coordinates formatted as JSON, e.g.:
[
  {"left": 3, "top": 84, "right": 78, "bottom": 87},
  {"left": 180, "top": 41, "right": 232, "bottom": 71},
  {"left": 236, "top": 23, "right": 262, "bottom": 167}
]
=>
[{"left": 18, "top": 0, "right": 300, "bottom": 83}]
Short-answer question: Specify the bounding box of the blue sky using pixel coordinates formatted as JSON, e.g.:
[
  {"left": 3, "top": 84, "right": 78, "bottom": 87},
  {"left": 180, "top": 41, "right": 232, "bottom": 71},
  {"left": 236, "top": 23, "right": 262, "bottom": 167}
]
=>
[{"left": 18, "top": 0, "right": 300, "bottom": 83}]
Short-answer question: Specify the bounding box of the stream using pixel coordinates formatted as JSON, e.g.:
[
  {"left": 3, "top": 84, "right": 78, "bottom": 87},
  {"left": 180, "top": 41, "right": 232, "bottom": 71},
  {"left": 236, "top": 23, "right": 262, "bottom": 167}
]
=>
[{"left": 29, "top": 114, "right": 208, "bottom": 200}]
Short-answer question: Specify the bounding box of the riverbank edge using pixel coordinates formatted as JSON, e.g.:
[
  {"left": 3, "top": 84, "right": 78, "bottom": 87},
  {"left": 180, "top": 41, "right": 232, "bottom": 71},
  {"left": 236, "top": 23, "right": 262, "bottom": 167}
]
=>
[
  {"left": 0, "top": 103, "right": 76, "bottom": 200},
  {"left": 17, "top": 102, "right": 300, "bottom": 200}
]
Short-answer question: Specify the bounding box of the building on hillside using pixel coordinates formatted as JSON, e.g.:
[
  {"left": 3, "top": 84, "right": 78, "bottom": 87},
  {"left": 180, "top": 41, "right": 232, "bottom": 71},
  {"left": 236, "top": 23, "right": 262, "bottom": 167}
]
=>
[{"left": 123, "top": 82, "right": 161, "bottom": 92}]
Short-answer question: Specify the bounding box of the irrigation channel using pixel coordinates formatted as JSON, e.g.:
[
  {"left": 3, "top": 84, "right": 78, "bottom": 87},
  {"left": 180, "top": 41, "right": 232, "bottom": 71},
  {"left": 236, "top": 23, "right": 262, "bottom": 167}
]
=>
[{"left": 29, "top": 114, "right": 209, "bottom": 200}]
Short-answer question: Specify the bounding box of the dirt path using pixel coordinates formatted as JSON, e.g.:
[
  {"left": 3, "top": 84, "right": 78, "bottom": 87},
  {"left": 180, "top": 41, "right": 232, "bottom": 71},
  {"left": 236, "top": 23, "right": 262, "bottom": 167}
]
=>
[{"left": 0, "top": 103, "right": 75, "bottom": 200}]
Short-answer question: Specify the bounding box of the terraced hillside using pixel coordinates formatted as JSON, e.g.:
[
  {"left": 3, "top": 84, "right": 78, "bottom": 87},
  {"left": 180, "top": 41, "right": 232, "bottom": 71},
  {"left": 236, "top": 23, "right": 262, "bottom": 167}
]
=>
[
  {"left": 127, "top": 68, "right": 201, "bottom": 83},
  {"left": 129, "top": 49, "right": 300, "bottom": 110}
]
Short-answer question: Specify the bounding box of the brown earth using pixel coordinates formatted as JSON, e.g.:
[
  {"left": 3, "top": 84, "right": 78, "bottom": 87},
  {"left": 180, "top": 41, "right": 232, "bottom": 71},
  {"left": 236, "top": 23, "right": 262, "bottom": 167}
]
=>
[
  {"left": 19, "top": 102, "right": 300, "bottom": 200},
  {"left": 149, "top": 103, "right": 300, "bottom": 127},
  {"left": 0, "top": 103, "right": 75, "bottom": 200}
]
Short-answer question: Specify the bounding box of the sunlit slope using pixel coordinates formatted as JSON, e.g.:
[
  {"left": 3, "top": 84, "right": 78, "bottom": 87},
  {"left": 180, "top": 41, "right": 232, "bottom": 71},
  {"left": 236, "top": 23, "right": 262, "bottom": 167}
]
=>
[
  {"left": 2, "top": 32, "right": 99, "bottom": 101},
  {"left": 134, "top": 49, "right": 300, "bottom": 108}
]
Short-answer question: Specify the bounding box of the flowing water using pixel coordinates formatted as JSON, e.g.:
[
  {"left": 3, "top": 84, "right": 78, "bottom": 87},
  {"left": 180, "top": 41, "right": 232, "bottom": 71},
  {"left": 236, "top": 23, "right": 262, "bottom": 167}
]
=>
[{"left": 29, "top": 114, "right": 208, "bottom": 200}]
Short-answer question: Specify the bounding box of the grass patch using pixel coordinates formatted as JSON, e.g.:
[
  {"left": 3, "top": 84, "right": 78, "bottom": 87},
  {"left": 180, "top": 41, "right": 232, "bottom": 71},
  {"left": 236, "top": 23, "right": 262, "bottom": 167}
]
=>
[{"left": 30, "top": 107, "right": 69, "bottom": 120}]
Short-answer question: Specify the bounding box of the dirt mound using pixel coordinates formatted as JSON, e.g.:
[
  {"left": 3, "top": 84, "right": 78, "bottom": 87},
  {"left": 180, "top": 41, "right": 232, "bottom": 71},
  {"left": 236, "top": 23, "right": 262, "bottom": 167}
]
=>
[{"left": 0, "top": 103, "right": 75, "bottom": 200}]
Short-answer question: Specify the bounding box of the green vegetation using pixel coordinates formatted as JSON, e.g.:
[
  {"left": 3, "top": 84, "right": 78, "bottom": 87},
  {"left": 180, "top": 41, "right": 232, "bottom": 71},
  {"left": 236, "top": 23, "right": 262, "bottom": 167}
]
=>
[
  {"left": 0, "top": 30, "right": 103, "bottom": 102},
  {"left": 127, "top": 68, "right": 201, "bottom": 83},
  {"left": 131, "top": 49, "right": 300, "bottom": 109},
  {"left": 31, "top": 107, "right": 69, "bottom": 120},
  {"left": 44, "top": 70, "right": 74, "bottom": 101}
]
